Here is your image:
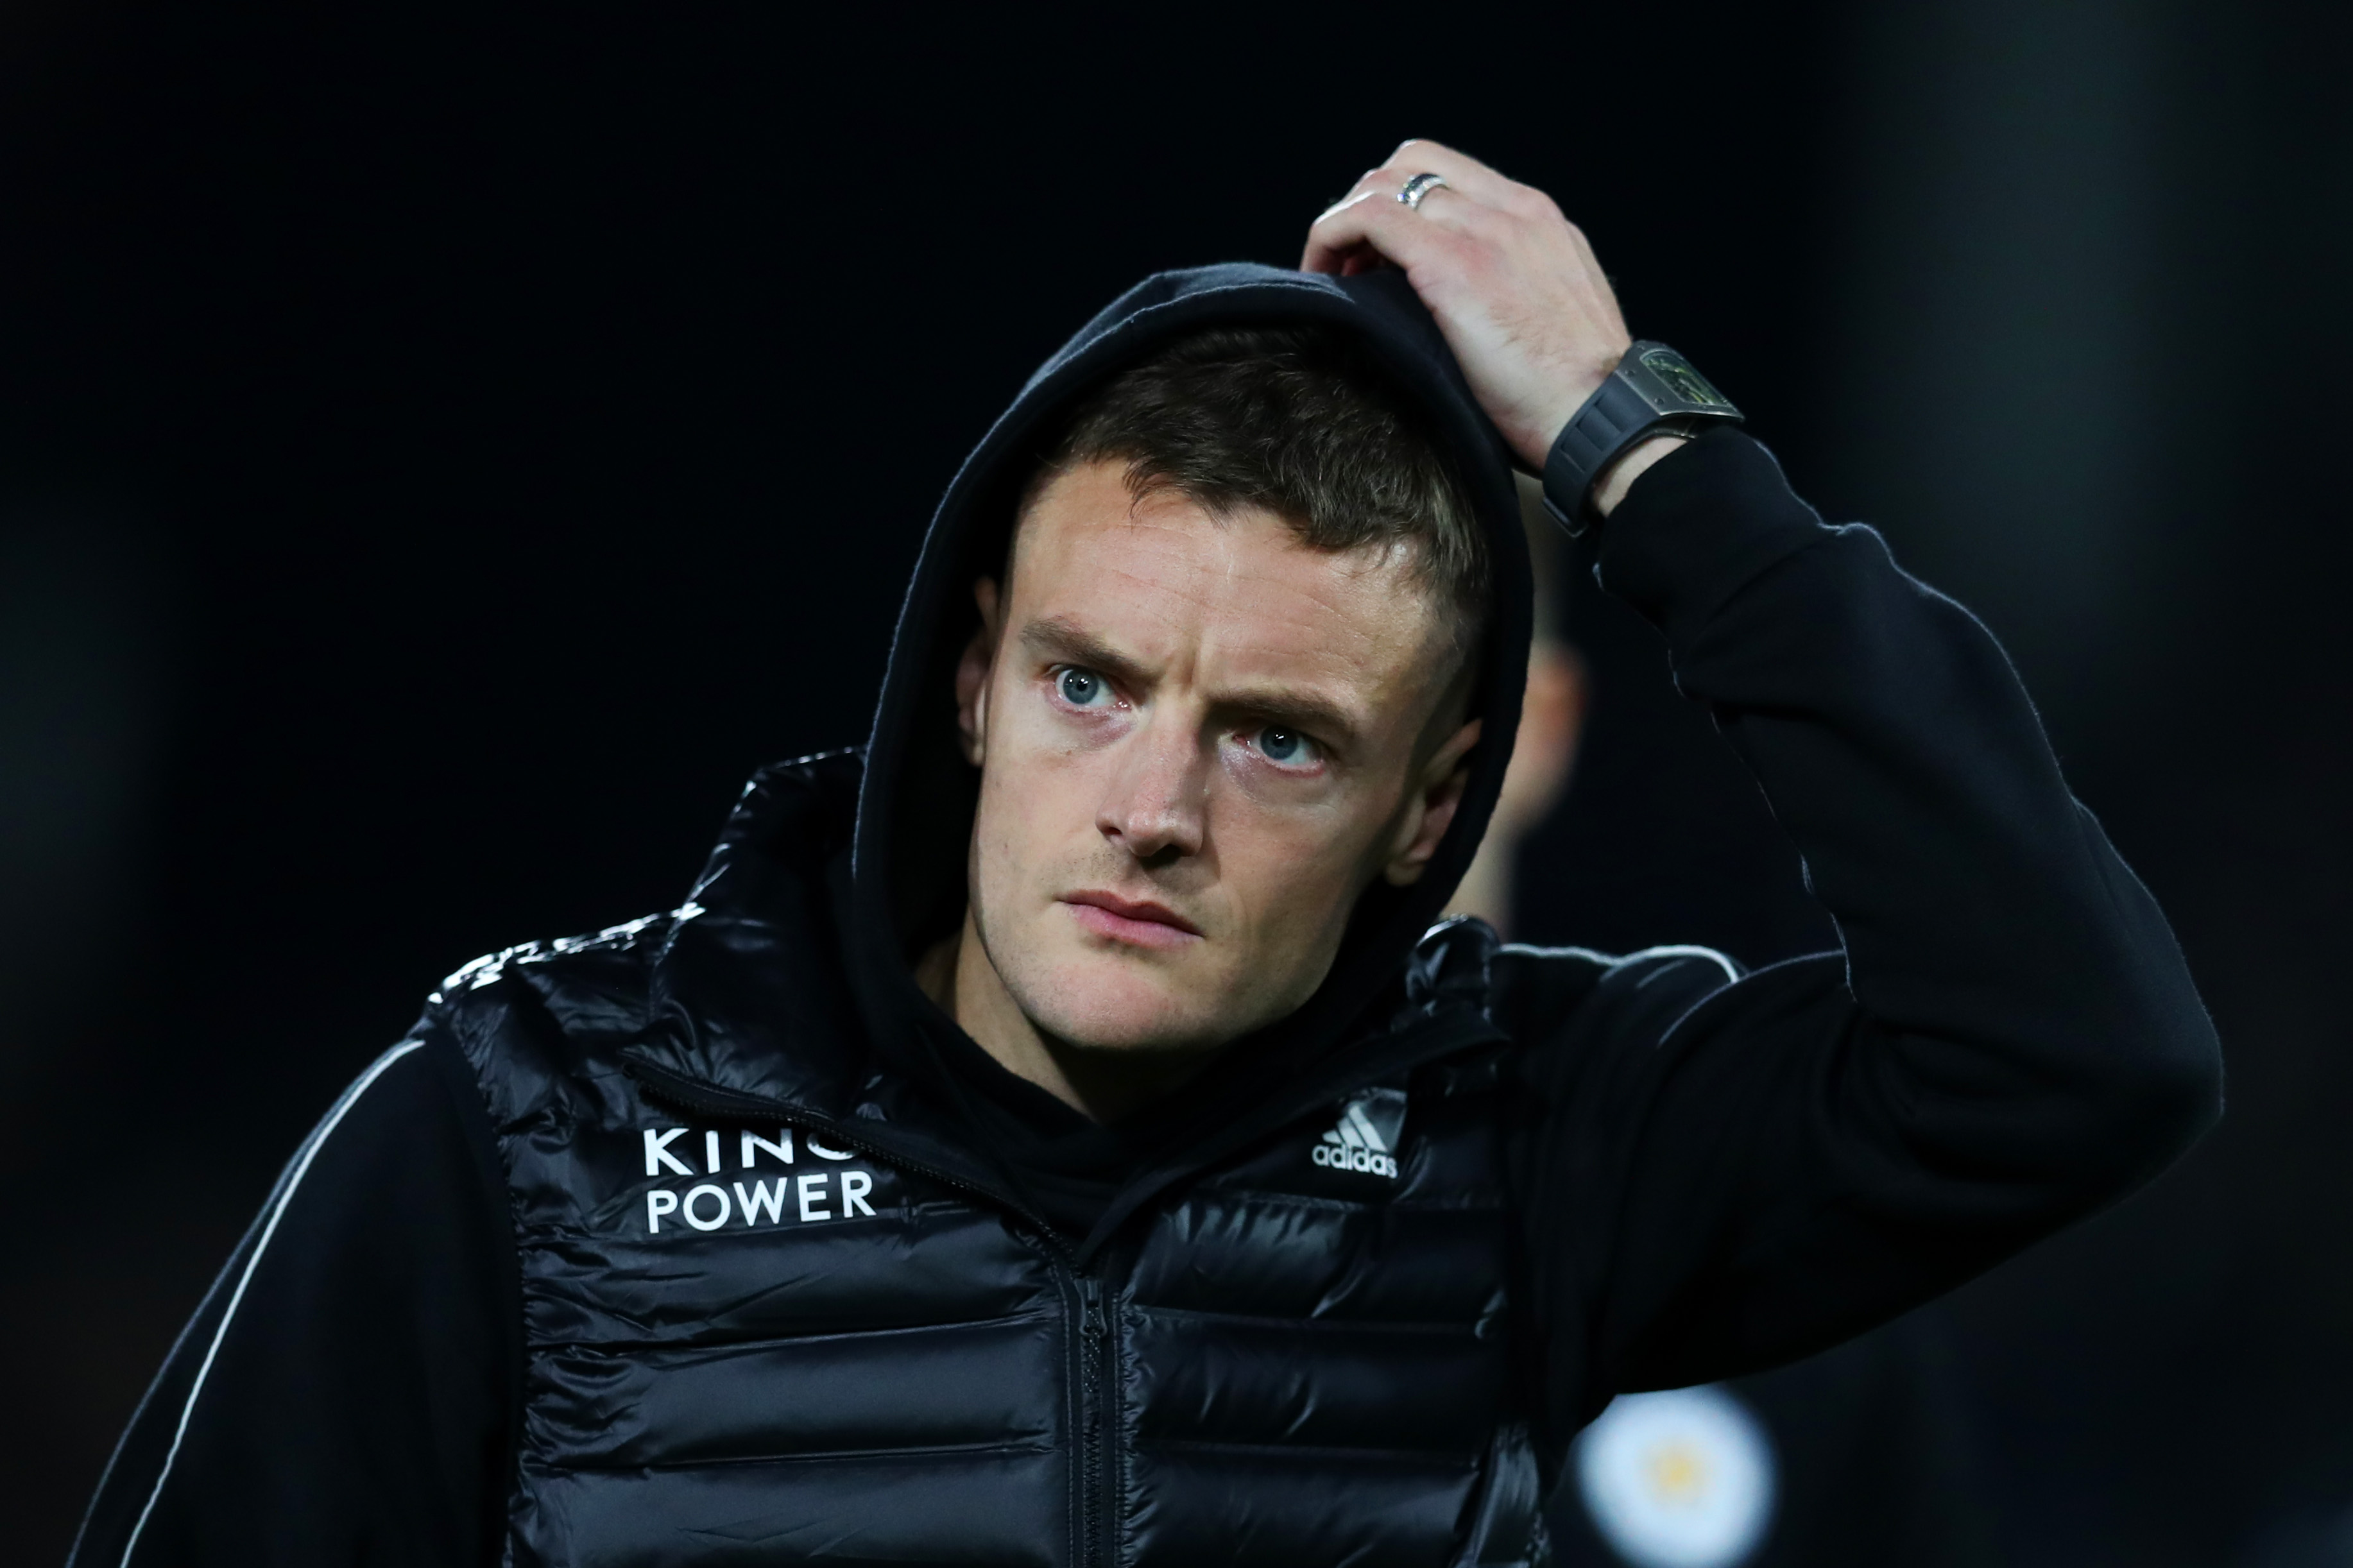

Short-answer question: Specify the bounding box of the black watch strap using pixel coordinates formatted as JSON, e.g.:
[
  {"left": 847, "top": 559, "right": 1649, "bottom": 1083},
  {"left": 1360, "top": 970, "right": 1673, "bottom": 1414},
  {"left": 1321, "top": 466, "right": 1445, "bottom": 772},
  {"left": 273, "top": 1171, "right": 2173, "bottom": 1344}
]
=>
[{"left": 1539, "top": 342, "right": 1743, "bottom": 534}]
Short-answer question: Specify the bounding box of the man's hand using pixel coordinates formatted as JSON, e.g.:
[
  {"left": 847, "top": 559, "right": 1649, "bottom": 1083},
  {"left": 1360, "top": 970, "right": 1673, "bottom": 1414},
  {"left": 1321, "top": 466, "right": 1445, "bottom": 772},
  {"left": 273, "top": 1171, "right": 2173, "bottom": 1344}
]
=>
[{"left": 1303, "top": 140, "right": 1683, "bottom": 515}]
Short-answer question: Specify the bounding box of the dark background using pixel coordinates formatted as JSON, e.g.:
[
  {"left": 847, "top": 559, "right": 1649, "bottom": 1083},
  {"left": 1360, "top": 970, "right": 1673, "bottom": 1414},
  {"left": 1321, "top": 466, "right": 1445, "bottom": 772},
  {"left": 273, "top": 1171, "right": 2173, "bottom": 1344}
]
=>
[{"left": 2, "top": 3, "right": 2345, "bottom": 1563}]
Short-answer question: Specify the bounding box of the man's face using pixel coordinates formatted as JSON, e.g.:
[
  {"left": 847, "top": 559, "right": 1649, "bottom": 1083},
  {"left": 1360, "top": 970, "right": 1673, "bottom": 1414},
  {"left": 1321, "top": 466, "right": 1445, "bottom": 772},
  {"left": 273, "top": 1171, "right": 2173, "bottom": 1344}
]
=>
[{"left": 955, "top": 460, "right": 1480, "bottom": 1057}]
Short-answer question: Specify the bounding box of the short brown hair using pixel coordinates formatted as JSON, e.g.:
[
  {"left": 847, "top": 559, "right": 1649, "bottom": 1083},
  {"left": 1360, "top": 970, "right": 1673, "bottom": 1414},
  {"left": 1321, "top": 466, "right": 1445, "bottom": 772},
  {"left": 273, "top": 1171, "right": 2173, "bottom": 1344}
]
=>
[{"left": 1027, "top": 325, "right": 1489, "bottom": 653}]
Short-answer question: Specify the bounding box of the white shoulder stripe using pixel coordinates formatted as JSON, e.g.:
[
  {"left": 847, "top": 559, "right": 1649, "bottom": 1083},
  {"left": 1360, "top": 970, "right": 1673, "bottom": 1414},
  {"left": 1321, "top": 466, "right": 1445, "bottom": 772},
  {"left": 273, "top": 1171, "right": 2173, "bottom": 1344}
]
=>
[
  {"left": 119, "top": 1039, "right": 428, "bottom": 1567},
  {"left": 1622, "top": 944, "right": 1742, "bottom": 985},
  {"left": 1496, "top": 941, "right": 1743, "bottom": 986}
]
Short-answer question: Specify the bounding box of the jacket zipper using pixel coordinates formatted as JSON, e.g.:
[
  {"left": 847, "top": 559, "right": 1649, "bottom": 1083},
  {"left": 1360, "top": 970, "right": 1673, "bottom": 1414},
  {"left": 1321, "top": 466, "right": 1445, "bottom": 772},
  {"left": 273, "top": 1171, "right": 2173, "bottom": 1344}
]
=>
[{"left": 1072, "top": 1270, "right": 1117, "bottom": 1568}]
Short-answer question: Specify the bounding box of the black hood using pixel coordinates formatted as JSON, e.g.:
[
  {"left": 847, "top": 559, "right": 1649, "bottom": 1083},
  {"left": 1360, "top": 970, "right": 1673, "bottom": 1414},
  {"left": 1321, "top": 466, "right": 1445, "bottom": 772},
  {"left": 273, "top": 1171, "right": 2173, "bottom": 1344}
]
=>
[{"left": 848, "top": 262, "right": 1533, "bottom": 1078}]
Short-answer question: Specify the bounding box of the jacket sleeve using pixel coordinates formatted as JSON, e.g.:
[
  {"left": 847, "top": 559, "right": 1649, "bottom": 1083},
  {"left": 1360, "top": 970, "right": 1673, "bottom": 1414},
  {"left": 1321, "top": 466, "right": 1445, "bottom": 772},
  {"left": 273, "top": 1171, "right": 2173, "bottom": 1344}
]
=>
[
  {"left": 1511, "top": 430, "right": 2223, "bottom": 1410},
  {"left": 68, "top": 1033, "right": 520, "bottom": 1568}
]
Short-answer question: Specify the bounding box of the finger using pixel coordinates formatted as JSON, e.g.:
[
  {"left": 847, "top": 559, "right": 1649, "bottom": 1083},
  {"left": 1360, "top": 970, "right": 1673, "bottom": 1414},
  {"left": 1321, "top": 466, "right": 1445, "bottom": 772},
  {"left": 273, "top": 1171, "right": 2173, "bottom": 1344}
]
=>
[
  {"left": 1319, "top": 162, "right": 1512, "bottom": 251},
  {"left": 1365, "top": 153, "right": 1611, "bottom": 298},
  {"left": 1301, "top": 184, "right": 1472, "bottom": 275},
  {"left": 1328, "top": 158, "right": 1497, "bottom": 220},
  {"left": 1390, "top": 175, "right": 1515, "bottom": 248},
  {"left": 1380, "top": 140, "right": 1512, "bottom": 201},
  {"left": 1301, "top": 167, "right": 1516, "bottom": 277},
  {"left": 1382, "top": 139, "right": 1552, "bottom": 219},
  {"left": 1324, "top": 161, "right": 1544, "bottom": 274}
]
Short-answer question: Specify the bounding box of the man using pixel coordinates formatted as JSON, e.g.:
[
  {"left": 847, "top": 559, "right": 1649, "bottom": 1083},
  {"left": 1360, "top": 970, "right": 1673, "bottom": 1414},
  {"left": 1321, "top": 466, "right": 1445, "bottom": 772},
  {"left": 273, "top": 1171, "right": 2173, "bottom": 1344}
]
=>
[{"left": 73, "top": 142, "right": 2220, "bottom": 1566}]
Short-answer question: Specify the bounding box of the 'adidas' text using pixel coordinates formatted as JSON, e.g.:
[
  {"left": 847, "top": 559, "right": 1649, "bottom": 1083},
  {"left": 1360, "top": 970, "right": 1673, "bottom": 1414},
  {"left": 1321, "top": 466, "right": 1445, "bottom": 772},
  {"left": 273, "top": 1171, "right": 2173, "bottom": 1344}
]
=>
[{"left": 1312, "top": 1095, "right": 1402, "bottom": 1179}]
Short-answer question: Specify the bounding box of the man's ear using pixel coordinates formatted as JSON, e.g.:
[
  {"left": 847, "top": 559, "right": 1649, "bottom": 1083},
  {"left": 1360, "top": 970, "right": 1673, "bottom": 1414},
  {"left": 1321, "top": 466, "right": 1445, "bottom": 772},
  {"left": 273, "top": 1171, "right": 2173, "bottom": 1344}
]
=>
[
  {"left": 955, "top": 577, "right": 1004, "bottom": 767},
  {"left": 1383, "top": 717, "right": 1483, "bottom": 887}
]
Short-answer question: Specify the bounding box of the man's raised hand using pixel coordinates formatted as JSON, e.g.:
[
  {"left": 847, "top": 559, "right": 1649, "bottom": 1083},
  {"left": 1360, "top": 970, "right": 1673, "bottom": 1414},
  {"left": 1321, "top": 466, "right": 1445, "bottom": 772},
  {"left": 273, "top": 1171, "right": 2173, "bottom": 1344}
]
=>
[{"left": 1304, "top": 141, "right": 1670, "bottom": 503}]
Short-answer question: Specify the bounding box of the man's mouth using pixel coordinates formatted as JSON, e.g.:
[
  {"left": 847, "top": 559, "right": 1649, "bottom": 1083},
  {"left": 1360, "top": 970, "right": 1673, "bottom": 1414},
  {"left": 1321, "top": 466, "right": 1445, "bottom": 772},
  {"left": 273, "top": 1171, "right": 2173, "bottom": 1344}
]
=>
[{"left": 1059, "top": 891, "right": 1204, "bottom": 951}]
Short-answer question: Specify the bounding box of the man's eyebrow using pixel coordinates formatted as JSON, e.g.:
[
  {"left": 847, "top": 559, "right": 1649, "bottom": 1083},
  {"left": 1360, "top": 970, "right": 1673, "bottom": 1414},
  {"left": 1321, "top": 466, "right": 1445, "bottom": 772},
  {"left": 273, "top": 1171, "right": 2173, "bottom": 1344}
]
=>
[
  {"left": 1018, "top": 617, "right": 1153, "bottom": 689},
  {"left": 1017, "top": 614, "right": 1365, "bottom": 744},
  {"left": 1215, "top": 686, "right": 1364, "bottom": 747}
]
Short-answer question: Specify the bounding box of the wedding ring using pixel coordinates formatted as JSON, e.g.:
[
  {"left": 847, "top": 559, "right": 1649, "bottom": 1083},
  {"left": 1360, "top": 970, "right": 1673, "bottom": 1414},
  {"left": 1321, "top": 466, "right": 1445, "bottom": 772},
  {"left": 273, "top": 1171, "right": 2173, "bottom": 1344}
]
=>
[{"left": 1398, "top": 172, "right": 1449, "bottom": 211}]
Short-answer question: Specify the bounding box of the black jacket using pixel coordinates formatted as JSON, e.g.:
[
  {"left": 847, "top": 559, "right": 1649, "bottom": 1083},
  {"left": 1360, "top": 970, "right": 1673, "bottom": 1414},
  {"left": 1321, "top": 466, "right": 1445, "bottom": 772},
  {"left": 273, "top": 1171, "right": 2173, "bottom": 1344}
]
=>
[{"left": 71, "top": 264, "right": 2222, "bottom": 1567}]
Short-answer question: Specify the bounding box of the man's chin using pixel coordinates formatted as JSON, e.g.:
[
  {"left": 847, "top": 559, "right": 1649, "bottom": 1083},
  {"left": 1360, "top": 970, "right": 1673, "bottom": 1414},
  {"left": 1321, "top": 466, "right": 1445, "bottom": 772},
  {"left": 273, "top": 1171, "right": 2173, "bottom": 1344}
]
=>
[
  {"left": 1008, "top": 950, "right": 1242, "bottom": 1056},
  {"left": 1027, "top": 1003, "right": 1229, "bottom": 1058}
]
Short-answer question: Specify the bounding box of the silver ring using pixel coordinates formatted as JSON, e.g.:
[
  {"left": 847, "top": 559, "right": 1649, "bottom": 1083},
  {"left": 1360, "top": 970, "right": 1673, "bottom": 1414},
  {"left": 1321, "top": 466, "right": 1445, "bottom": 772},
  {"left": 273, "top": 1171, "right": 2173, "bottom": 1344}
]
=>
[{"left": 1398, "top": 172, "right": 1449, "bottom": 211}]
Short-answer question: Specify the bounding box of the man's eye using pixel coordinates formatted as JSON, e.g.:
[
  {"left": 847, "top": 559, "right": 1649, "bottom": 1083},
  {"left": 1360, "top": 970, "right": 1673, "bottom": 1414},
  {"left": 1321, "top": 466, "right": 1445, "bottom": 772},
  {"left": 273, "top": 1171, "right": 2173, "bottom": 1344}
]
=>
[
  {"left": 1254, "top": 728, "right": 1315, "bottom": 765},
  {"left": 1057, "top": 667, "right": 1109, "bottom": 707}
]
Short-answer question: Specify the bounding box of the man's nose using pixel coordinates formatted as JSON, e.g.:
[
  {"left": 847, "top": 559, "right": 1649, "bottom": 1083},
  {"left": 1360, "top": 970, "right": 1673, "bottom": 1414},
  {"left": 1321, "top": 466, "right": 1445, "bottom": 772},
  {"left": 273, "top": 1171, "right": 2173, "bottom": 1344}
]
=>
[{"left": 1097, "top": 713, "right": 1206, "bottom": 865}]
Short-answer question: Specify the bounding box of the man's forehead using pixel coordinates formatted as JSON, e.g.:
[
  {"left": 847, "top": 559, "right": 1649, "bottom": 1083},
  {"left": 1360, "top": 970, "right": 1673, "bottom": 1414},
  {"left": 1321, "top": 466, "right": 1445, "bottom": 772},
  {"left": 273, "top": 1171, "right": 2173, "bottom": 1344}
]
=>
[
  {"left": 1009, "top": 463, "right": 1444, "bottom": 666},
  {"left": 1001, "top": 464, "right": 1471, "bottom": 751}
]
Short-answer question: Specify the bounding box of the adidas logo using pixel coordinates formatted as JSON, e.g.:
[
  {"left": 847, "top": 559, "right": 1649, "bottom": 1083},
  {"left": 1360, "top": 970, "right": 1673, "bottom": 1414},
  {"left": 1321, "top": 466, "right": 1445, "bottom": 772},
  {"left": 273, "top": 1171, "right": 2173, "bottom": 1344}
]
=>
[{"left": 1310, "top": 1088, "right": 1405, "bottom": 1180}]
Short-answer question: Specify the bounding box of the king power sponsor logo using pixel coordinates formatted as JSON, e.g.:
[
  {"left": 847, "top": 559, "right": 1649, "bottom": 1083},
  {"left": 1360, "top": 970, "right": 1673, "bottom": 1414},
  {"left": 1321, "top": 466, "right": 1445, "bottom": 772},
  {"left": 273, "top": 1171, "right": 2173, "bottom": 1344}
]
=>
[
  {"left": 1310, "top": 1088, "right": 1407, "bottom": 1180},
  {"left": 640, "top": 1125, "right": 880, "bottom": 1234}
]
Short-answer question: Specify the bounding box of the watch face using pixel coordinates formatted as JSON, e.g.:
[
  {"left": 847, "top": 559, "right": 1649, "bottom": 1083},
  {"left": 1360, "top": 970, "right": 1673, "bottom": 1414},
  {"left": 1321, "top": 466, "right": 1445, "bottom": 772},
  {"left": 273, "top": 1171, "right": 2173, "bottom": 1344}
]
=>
[{"left": 1638, "top": 347, "right": 1736, "bottom": 412}]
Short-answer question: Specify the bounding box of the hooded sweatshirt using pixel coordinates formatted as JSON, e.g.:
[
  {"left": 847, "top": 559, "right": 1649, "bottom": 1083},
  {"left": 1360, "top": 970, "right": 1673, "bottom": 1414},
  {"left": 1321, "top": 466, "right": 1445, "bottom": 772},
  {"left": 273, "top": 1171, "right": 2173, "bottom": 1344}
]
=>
[{"left": 70, "top": 265, "right": 2221, "bottom": 1567}]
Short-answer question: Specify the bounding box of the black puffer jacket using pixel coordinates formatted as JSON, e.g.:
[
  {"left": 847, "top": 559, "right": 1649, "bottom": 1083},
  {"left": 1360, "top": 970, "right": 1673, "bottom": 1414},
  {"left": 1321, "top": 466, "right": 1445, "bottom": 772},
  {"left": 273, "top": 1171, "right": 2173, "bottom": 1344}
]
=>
[{"left": 71, "top": 265, "right": 2222, "bottom": 1567}]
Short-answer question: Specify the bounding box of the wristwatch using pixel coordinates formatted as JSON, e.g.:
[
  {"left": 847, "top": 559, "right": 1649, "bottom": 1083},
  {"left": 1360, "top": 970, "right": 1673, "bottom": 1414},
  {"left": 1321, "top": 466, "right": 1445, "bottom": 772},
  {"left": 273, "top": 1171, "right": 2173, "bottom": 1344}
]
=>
[{"left": 1539, "top": 342, "right": 1743, "bottom": 533}]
